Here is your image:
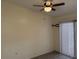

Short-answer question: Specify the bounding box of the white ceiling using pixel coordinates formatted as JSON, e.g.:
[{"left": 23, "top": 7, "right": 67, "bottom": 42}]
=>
[{"left": 8, "top": 0, "right": 77, "bottom": 16}]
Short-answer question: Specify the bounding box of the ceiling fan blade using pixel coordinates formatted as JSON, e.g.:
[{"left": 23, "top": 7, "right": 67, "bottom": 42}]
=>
[
  {"left": 33, "top": 5, "right": 43, "bottom": 7},
  {"left": 53, "top": 3, "right": 65, "bottom": 7},
  {"left": 52, "top": 8, "right": 56, "bottom": 11}
]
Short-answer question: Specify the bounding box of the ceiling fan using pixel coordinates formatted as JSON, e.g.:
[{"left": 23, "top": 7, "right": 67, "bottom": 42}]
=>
[{"left": 33, "top": 0, "right": 65, "bottom": 12}]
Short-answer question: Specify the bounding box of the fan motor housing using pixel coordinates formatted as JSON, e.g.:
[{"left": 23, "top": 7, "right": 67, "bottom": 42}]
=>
[{"left": 44, "top": 3, "right": 52, "bottom": 7}]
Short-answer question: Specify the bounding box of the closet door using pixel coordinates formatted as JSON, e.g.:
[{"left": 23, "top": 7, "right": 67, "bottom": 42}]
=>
[{"left": 59, "top": 22, "right": 74, "bottom": 57}]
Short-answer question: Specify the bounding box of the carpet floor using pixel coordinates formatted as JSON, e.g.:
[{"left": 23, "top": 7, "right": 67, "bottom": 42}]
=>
[{"left": 32, "top": 51, "right": 75, "bottom": 59}]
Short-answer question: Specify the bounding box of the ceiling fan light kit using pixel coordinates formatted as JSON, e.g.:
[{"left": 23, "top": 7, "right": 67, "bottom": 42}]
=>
[
  {"left": 44, "top": 0, "right": 52, "bottom": 12},
  {"left": 33, "top": 0, "right": 65, "bottom": 12}
]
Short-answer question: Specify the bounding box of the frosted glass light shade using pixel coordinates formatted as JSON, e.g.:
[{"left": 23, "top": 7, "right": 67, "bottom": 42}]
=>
[{"left": 44, "top": 7, "right": 52, "bottom": 12}]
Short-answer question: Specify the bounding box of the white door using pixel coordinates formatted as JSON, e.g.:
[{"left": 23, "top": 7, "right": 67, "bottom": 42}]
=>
[{"left": 59, "top": 22, "right": 74, "bottom": 57}]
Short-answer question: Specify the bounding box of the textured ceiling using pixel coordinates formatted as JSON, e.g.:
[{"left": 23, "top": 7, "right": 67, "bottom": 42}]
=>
[{"left": 7, "top": 0, "right": 77, "bottom": 16}]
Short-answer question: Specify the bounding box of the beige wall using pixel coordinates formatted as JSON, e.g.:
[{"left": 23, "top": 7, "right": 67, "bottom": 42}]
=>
[
  {"left": 52, "top": 13, "right": 77, "bottom": 24},
  {"left": 2, "top": 1, "right": 54, "bottom": 59},
  {"left": 1, "top": 0, "right": 77, "bottom": 59}
]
